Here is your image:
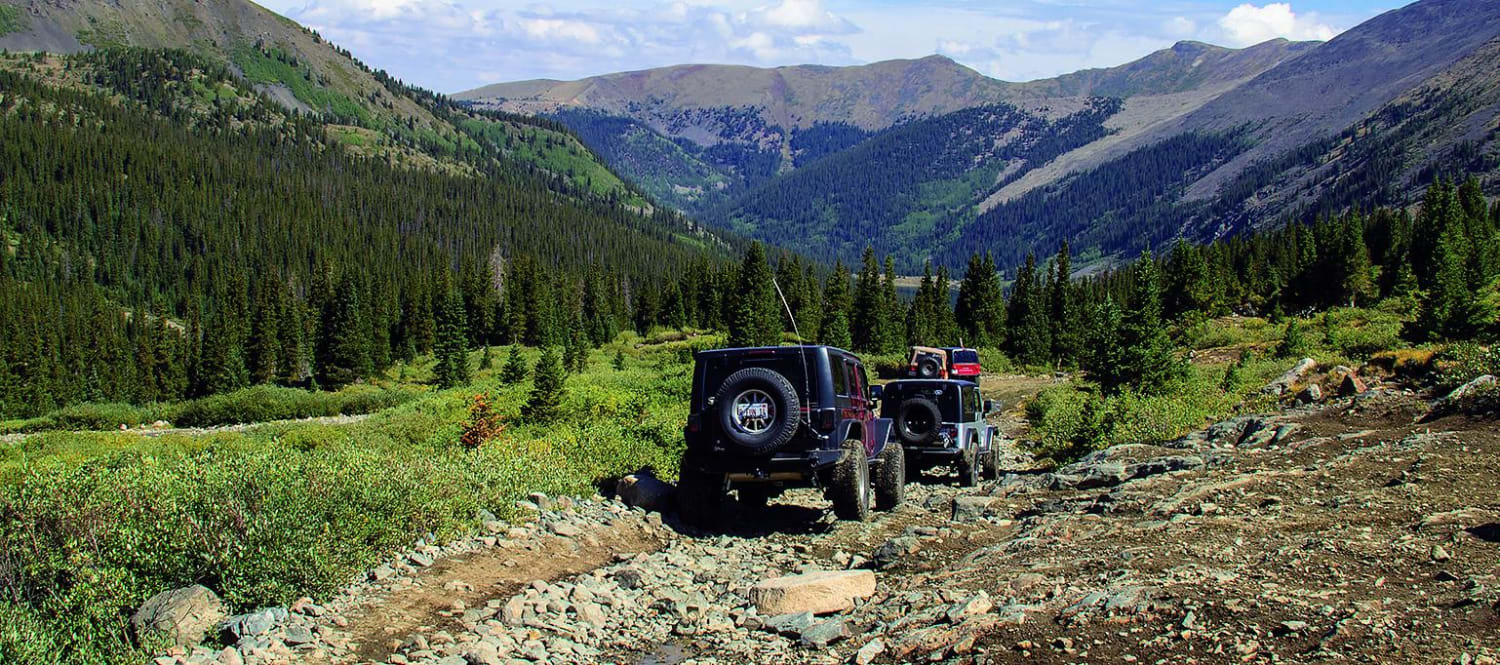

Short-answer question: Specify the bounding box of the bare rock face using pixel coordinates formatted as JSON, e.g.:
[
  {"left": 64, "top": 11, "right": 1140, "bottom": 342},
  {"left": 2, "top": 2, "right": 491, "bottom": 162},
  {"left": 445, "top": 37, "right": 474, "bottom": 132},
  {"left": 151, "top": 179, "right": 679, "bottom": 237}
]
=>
[
  {"left": 749, "top": 570, "right": 877, "bottom": 616},
  {"left": 615, "top": 472, "right": 675, "bottom": 512},
  {"left": 131, "top": 585, "right": 227, "bottom": 647}
]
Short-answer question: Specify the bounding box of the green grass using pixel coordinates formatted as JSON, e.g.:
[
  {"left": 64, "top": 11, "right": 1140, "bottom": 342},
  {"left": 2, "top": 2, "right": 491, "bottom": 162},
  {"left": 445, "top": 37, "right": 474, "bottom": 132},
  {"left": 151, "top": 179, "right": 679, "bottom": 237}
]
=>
[
  {"left": 0, "top": 341, "right": 693, "bottom": 664},
  {"left": 231, "top": 46, "right": 370, "bottom": 126},
  {"left": 460, "top": 119, "right": 634, "bottom": 201},
  {"left": 0, "top": 5, "right": 28, "bottom": 37},
  {"left": 0, "top": 384, "right": 422, "bottom": 435}
]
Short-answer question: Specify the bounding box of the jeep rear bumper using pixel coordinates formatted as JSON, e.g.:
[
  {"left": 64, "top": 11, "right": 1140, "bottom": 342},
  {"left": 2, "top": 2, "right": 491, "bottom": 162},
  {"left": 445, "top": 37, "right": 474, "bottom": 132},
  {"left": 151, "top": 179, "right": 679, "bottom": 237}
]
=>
[{"left": 688, "top": 448, "right": 846, "bottom": 482}]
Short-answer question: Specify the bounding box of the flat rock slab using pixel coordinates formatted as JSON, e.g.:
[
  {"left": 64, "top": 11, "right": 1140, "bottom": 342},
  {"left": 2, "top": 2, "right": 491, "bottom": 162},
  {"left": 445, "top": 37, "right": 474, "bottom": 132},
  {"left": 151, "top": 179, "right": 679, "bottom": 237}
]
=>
[{"left": 749, "top": 570, "right": 876, "bottom": 616}]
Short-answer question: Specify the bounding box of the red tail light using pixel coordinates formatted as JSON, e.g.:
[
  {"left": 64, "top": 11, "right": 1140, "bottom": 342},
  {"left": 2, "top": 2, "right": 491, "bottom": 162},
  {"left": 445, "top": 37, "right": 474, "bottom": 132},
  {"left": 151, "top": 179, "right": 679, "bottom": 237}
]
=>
[{"left": 815, "top": 409, "right": 837, "bottom": 431}]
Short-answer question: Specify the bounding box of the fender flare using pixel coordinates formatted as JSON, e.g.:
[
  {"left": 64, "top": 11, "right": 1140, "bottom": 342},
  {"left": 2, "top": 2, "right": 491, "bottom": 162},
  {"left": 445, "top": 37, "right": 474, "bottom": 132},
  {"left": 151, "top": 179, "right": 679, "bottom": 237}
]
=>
[{"left": 868, "top": 418, "right": 893, "bottom": 459}]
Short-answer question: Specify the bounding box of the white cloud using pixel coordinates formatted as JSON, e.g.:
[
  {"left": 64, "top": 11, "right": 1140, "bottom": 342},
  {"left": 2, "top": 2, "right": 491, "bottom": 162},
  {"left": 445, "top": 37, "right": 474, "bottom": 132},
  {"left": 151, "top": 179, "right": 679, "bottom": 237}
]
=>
[
  {"left": 255, "top": 1, "right": 1360, "bottom": 93},
  {"left": 1216, "top": 3, "right": 1337, "bottom": 46}
]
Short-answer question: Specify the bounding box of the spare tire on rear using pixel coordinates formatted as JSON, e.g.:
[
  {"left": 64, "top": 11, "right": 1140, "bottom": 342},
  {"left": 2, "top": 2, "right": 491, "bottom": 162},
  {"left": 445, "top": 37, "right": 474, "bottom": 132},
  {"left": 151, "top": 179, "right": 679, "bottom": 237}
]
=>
[
  {"left": 713, "top": 367, "right": 800, "bottom": 455},
  {"left": 917, "top": 356, "right": 942, "bottom": 378},
  {"left": 895, "top": 398, "right": 943, "bottom": 445}
]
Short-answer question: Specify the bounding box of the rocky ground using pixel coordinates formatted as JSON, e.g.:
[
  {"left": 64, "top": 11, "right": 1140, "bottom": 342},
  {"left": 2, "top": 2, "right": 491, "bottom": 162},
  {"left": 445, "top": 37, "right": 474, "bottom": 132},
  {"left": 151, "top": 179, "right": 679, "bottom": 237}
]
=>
[{"left": 142, "top": 378, "right": 1500, "bottom": 665}]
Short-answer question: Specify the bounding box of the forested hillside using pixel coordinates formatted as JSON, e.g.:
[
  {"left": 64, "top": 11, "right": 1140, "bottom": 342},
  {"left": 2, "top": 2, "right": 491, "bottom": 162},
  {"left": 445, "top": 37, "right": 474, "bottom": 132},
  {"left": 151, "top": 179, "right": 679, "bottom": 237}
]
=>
[
  {"left": 0, "top": 49, "right": 732, "bottom": 418},
  {"left": 0, "top": 0, "right": 646, "bottom": 204},
  {"left": 712, "top": 99, "right": 1123, "bottom": 266}
]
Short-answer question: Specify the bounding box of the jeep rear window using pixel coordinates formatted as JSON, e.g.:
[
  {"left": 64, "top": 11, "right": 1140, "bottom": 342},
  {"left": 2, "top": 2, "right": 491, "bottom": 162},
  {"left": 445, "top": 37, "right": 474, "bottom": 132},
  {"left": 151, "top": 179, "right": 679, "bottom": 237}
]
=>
[
  {"left": 701, "top": 355, "right": 816, "bottom": 404},
  {"left": 886, "top": 385, "right": 962, "bottom": 421},
  {"left": 951, "top": 350, "right": 979, "bottom": 364}
]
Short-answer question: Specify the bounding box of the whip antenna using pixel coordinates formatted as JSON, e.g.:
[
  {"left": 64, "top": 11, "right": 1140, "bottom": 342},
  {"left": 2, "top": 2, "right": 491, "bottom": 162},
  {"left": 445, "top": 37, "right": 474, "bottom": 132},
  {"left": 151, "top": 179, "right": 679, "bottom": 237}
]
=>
[{"left": 771, "top": 274, "right": 813, "bottom": 425}]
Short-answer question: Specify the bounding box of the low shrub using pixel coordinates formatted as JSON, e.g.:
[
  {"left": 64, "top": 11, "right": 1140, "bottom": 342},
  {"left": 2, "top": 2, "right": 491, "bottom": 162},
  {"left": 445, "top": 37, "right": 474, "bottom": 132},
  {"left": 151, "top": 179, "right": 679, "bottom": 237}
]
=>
[
  {"left": 1434, "top": 343, "right": 1500, "bottom": 390},
  {"left": 173, "top": 384, "right": 422, "bottom": 427}
]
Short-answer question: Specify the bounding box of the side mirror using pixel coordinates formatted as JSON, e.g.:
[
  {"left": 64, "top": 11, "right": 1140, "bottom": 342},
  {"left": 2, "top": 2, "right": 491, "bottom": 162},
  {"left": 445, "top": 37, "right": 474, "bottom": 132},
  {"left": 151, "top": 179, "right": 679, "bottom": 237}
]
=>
[
  {"left": 984, "top": 399, "right": 996, "bottom": 414},
  {"left": 870, "top": 385, "right": 884, "bottom": 402}
]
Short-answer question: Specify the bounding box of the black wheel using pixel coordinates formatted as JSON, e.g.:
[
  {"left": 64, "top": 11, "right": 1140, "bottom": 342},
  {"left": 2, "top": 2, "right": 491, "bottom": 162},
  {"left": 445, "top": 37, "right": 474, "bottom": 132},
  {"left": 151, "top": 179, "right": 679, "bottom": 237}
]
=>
[
  {"left": 676, "top": 453, "right": 724, "bottom": 528},
  {"left": 956, "top": 439, "right": 981, "bottom": 487},
  {"left": 829, "top": 439, "right": 872, "bottom": 521},
  {"left": 895, "top": 398, "right": 942, "bottom": 446},
  {"left": 713, "top": 368, "right": 800, "bottom": 455},
  {"left": 873, "top": 442, "right": 905, "bottom": 511},
  {"left": 983, "top": 448, "right": 1000, "bottom": 479},
  {"left": 917, "top": 356, "right": 941, "bottom": 378}
]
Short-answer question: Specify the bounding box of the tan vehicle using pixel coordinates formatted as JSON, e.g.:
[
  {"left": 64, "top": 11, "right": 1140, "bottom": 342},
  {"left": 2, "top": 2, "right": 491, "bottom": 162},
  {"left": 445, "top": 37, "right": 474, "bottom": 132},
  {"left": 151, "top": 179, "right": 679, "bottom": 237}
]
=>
[{"left": 904, "top": 346, "right": 950, "bottom": 379}]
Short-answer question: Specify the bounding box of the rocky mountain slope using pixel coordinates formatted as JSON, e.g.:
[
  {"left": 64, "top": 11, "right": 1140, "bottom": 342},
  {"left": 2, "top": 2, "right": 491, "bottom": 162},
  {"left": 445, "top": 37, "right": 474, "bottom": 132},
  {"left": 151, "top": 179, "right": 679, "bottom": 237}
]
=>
[
  {"left": 0, "top": 0, "right": 651, "bottom": 208},
  {"left": 465, "top": 0, "right": 1500, "bottom": 273},
  {"left": 458, "top": 41, "right": 1312, "bottom": 226},
  {"left": 137, "top": 370, "right": 1500, "bottom": 665}
]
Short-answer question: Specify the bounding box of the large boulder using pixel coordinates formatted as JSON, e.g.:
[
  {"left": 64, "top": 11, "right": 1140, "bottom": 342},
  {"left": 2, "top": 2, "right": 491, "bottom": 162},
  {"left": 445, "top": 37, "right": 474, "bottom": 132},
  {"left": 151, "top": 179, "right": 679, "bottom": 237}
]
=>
[
  {"left": 131, "top": 585, "right": 227, "bottom": 647},
  {"left": 748, "top": 570, "right": 876, "bottom": 616},
  {"left": 615, "top": 472, "right": 675, "bottom": 512}
]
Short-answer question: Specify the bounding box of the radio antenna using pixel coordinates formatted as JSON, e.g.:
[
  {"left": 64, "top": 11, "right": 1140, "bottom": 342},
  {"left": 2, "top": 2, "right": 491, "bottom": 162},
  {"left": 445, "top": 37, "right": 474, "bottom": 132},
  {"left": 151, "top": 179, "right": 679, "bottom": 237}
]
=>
[{"left": 771, "top": 274, "right": 813, "bottom": 424}]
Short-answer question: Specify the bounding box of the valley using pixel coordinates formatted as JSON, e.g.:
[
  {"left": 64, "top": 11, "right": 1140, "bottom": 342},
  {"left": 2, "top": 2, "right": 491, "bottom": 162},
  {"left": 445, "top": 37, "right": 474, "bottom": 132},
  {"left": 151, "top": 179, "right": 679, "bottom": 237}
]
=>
[{"left": 1, "top": 0, "right": 1498, "bottom": 663}]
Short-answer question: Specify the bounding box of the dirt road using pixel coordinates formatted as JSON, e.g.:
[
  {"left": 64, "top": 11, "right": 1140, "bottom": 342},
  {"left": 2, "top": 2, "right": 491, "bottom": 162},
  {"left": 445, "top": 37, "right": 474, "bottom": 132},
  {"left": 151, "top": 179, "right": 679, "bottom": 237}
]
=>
[{"left": 175, "top": 386, "right": 1499, "bottom": 665}]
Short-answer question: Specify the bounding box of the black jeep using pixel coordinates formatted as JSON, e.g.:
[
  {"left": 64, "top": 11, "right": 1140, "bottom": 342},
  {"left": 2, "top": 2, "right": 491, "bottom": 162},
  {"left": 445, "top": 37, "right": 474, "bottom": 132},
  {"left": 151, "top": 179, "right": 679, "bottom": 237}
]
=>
[
  {"left": 676, "top": 345, "right": 903, "bottom": 526},
  {"left": 881, "top": 379, "right": 999, "bottom": 486}
]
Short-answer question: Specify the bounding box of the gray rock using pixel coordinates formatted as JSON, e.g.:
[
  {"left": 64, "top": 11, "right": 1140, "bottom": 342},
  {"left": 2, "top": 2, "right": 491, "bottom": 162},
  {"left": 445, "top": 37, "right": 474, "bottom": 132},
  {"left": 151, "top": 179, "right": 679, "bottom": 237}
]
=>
[
  {"left": 1296, "top": 384, "right": 1323, "bottom": 404},
  {"left": 951, "top": 496, "right": 1005, "bottom": 523},
  {"left": 221, "top": 607, "right": 287, "bottom": 641},
  {"left": 763, "top": 611, "right": 817, "bottom": 636},
  {"left": 282, "top": 625, "right": 314, "bottom": 646},
  {"left": 798, "top": 619, "right": 849, "bottom": 648},
  {"left": 408, "top": 552, "right": 436, "bottom": 567},
  {"left": 1074, "top": 462, "right": 1131, "bottom": 490},
  {"left": 854, "top": 638, "right": 886, "bottom": 665},
  {"left": 551, "top": 522, "right": 581, "bottom": 537},
  {"left": 1126, "top": 455, "right": 1203, "bottom": 480},
  {"left": 132, "top": 585, "right": 228, "bottom": 647},
  {"left": 370, "top": 564, "right": 396, "bottom": 581},
  {"left": 871, "top": 536, "right": 920, "bottom": 569},
  {"left": 946, "top": 591, "right": 993, "bottom": 622},
  {"left": 613, "top": 567, "right": 646, "bottom": 590}
]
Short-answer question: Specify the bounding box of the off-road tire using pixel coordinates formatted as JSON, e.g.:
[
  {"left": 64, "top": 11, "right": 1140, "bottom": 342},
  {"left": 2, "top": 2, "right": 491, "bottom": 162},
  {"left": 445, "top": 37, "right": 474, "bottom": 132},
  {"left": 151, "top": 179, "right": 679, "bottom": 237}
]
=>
[
  {"left": 983, "top": 447, "right": 1000, "bottom": 479},
  {"left": 828, "top": 439, "right": 872, "bottom": 521},
  {"left": 956, "top": 439, "right": 981, "bottom": 488},
  {"left": 676, "top": 455, "right": 724, "bottom": 528},
  {"left": 917, "top": 356, "right": 942, "bottom": 379},
  {"left": 713, "top": 367, "right": 801, "bottom": 455},
  {"left": 873, "top": 442, "right": 905, "bottom": 511},
  {"left": 895, "top": 398, "right": 943, "bottom": 446}
]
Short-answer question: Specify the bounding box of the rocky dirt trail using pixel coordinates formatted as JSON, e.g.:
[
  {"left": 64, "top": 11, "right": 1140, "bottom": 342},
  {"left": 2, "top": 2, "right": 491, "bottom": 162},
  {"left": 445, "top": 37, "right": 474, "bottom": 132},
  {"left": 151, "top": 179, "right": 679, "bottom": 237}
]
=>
[{"left": 150, "top": 379, "right": 1500, "bottom": 665}]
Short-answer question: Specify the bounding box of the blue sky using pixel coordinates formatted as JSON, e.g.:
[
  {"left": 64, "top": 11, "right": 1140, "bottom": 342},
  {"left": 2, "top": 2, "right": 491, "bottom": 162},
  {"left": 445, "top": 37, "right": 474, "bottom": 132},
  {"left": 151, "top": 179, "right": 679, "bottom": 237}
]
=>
[{"left": 256, "top": 0, "right": 1399, "bottom": 93}]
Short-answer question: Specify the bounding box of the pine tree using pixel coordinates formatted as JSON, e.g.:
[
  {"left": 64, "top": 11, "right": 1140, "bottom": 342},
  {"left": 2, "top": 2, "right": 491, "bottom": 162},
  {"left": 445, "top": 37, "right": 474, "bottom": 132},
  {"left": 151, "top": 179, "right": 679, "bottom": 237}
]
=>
[
  {"left": 851, "top": 247, "right": 885, "bottom": 353},
  {"left": 501, "top": 344, "right": 527, "bottom": 384},
  {"left": 1047, "top": 242, "right": 1080, "bottom": 366},
  {"left": 1276, "top": 318, "right": 1311, "bottom": 358},
  {"left": 728, "top": 242, "right": 781, "bottom": 347},
  {"left": 1005, "top": 253, "right": 1050, "bottom": 365},
  {"left": 478, "top": 345, "right": 494, "bottom": 371},
  {"left": 1112, "top": 256, "right": 1184, "bottom": 395},
  {"left": 880, "top": 256, "right": 902, "bottom": 352},
  {"left": 319, "top": 272, "right": 373, "bottom": 388},
  {"left": 433, "top": 287, "right": 470, "bottom": 389},
  {"left": 563, "top": 315, "right": 589, "bottom": 373},
  {"left": 955, "top": 252, "right": 1004, "bottom": 348},
  {"left": 523, "top": 346, "right": 565, "bottom": 422},
  {"left": 612, "top": 348, "right": 626, "bottom": 371},
  {"left": 1410, "top": 223, "right": 1480, "bottom": 341},
  {"left": 819, "top": 260, "right": 853, "bottom": 348}
]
